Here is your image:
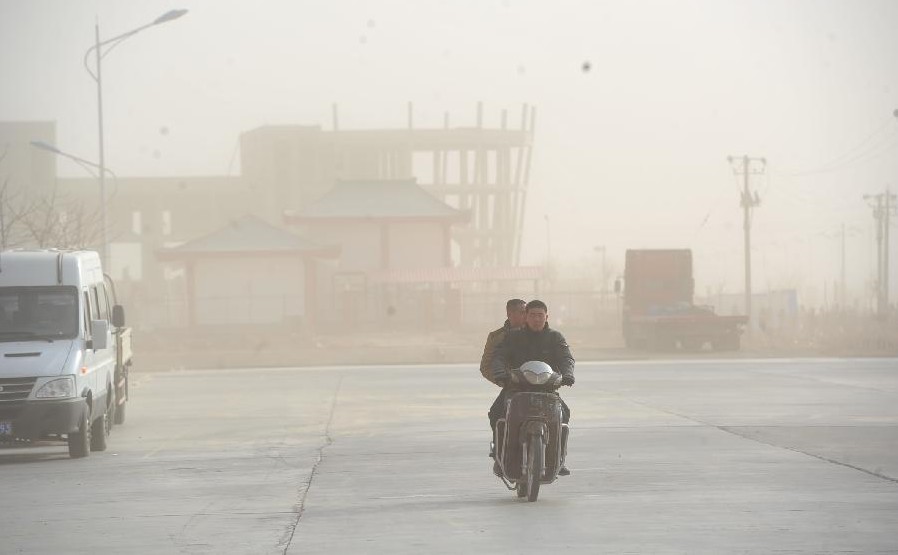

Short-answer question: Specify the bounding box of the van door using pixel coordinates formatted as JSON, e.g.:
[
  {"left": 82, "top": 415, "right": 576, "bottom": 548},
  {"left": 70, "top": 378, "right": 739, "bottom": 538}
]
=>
[
  {"left": 81, "top": 290, "right": 99, "bottom": 398},
  {"left": 88, "top": 285, "right": 115, "bottom": 408},
  {"left": 94, "top": 283, "right": 116, "bottom": 400}
]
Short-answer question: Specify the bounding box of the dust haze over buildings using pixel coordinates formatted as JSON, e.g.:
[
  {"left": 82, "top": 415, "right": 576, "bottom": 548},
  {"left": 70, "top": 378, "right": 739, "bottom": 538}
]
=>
[{"left": 1, "top": 0, "right": 897, "bottom": 359}]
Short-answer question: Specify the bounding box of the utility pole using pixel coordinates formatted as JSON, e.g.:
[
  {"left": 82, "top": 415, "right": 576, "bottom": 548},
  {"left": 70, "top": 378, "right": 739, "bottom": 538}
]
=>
[
  {"left": 594, "top": 245, "right": 607, "bottom": 291},
  {"left": 840, "top": 222, "right": 846, "bottom": 308},
  {"left": 864, "top": 188, "right": 897, "bottom": 317},
  {"left": 727, "top": 155, "right": 766, "bottom": 328},
  {"left": 882, "top": 188, "right": 895, "bottom": 315}
]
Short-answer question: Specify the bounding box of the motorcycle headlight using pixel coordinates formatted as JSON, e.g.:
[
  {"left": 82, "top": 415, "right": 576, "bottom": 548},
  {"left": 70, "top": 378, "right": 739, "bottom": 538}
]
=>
[
  {"left": 35, "top": 377, "right": 75, "bottom": 399},
  {"left": 519, "top": 361, "right": 555, "bottom": 385},
  {"left": 522, "top": 370, "right": 552, "bottom": 385}
]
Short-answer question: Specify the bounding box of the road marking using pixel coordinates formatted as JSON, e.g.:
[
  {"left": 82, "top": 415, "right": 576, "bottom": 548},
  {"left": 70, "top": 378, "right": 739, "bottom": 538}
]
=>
[{"left": 373, "top": 494, "right": 460, "bottom": 500}]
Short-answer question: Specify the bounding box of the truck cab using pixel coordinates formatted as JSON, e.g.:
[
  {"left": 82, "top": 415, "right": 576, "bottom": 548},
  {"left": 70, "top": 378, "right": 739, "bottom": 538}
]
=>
[{"left": 0, "top": 249, "right": 130, "bottom": 458}]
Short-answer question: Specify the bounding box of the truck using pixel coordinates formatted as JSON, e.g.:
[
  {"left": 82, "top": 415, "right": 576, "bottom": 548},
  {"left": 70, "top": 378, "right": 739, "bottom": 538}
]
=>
[
  {"left": 620, "top": 249, "right": 747, "bottom": 351},
  {"left": 0, "top": 249, "right": 133, "bottom": 458}
]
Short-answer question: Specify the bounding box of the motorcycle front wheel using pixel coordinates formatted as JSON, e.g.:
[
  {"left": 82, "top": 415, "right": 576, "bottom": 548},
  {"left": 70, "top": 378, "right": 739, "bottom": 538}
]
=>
[{"left": 526, "top": 435, "right": 544, "bottom": 502}]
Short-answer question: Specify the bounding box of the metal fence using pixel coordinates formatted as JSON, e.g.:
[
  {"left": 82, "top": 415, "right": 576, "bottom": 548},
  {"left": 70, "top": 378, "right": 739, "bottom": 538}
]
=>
[{"left": 127, "top": 287, "right": 621, "bottom": 332}]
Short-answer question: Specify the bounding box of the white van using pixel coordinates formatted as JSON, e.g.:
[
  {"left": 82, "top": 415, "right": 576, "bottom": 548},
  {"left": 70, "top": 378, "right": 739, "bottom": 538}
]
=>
[{"left": 0, "top": 249, "right": 131, "bottom": 458}]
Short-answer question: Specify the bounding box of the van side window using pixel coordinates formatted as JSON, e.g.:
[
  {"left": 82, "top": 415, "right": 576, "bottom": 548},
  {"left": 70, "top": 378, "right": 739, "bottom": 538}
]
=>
[
  {"left": 89, "top": 286, "right": 101, "bottom": 321},
  {"left": 83, "top": 291, "right": 92, "bottom": 335},
  {"left": 95, "top": 284, "right": 109, "bottom": 321},
  {"left": 104, "top": 283, "right": 112, "bottom": 318}
]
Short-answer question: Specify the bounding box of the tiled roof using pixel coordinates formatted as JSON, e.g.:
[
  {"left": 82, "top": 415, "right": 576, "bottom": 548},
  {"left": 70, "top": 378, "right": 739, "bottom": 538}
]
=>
[
  {"left": 157, "top": 215, "right": 338, "bottom": 258},
  {"left": 292, "top": 180, "right": 467, "bottom": 221}
]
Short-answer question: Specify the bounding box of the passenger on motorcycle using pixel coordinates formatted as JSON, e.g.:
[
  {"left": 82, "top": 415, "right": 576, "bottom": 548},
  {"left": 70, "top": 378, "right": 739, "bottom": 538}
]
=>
[
  {"left": 480, "top": 298, "right": 527, "bottom": 386},
  {"left": 482, "top": 299, "right": 527, "bottom": 465},
  {"left": 490, "top": 299, "right": 575, "bottom": 475}
]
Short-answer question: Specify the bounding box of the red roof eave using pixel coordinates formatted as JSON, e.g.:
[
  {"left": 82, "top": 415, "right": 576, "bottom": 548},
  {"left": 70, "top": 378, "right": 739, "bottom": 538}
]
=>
[
  {"left": 156, "top": 246, "right": 340, "bottom": 262},
  {"left": 369, "top": 266, "right": 543, "bottom": 284}
]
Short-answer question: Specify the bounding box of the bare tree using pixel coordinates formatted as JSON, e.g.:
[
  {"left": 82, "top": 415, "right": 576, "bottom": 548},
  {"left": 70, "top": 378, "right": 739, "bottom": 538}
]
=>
[
  {"left": 21, "top": 186, "right": 103, "bottom": 249},
  {"left": 0, "top": 146, "right": 38, "bottom": 249},
  {"left": 0, "top": 147, "right": 102, "bottom": 251}
]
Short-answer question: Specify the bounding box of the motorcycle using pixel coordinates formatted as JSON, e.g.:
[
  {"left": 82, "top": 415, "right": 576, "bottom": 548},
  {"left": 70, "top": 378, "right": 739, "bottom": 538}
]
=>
[{"left": 493, "top": 361, "right": 569, "bottom": 502}]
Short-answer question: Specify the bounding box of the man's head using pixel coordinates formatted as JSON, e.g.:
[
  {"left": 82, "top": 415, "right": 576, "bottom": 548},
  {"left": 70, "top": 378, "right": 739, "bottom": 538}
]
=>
[
  {"left": 525, "top": 299, "right": 548, "bottom": 331},
  {"left": 506, "top": 298, "right": 527, "bottom": 329}
]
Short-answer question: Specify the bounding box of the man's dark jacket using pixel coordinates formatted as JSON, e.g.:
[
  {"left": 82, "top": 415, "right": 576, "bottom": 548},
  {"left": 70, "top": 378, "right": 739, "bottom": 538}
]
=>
[
  {"left": 491, "top": 323, "right": 575, "bottom": 380},
  {"left": 480, "top": 319, "right": 513, "bottom": 386}
]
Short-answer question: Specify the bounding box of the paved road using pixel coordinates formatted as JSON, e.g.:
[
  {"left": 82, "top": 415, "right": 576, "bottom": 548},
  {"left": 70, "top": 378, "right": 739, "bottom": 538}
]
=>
[{"left": 2, "top": 358, "right": 897, "bottom": 554}]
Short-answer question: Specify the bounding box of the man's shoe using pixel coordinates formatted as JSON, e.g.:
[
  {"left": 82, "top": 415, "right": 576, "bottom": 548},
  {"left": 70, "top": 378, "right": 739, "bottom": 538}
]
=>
[
  {"left": 493, "top": 461, "right": 503, "bottom": 477},
  {"left": 558, "top": 465, "right": 571, "bottom": 476}
]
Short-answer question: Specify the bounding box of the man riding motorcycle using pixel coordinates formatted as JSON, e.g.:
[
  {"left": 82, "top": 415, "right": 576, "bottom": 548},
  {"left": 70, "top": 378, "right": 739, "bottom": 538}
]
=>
[{"left": 490, "top": 299, "right": 574, "bottom": 476}]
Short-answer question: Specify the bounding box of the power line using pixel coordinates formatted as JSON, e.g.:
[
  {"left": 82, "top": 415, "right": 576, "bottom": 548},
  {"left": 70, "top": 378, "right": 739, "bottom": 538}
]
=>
[
  {"left": 785, "top": 131, "right": 898, "bottom": 178},
  {"left": 780, "top": 116, "right": 898, "bottom": 178}
]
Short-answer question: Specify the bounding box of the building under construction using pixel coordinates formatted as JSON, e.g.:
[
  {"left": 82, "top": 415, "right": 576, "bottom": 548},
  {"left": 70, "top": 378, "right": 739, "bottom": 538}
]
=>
[{"left": 240, "top": 102, "right": 536, "bottom": 268}]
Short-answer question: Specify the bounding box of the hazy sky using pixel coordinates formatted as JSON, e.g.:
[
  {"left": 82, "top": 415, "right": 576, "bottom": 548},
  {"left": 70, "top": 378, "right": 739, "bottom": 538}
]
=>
[{"left": 2, "top": 0, "right": 897, "bottom": 307}]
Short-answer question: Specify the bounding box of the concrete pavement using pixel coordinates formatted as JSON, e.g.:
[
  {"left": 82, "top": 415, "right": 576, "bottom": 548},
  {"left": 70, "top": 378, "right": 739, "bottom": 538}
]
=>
[
  {"left": 290, "top": 358, "right": 898, "bottom": 553},
  {"left": 2, "top": 358, "right": 897, "bottom": 553}
]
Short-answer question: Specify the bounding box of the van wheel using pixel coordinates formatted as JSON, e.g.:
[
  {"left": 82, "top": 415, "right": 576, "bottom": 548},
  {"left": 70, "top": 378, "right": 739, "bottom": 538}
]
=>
[
  {"left": 113, "top": 400, "right": 126, "bottom": 425},
  {"left": 113, "top": 374, "right": 128, "bottom": 426},
  {"left": 90, "top": 408, "right": 109, "bottom": 452},
  {"left": 68, "top": 411, "right": 91, "bottom": 458}
]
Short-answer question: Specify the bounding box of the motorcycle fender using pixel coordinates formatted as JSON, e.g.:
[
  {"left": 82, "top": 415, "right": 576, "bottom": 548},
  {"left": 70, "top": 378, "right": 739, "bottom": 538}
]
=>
[{"left": 521, "top": 421, "right": 548, "bottom": 439}]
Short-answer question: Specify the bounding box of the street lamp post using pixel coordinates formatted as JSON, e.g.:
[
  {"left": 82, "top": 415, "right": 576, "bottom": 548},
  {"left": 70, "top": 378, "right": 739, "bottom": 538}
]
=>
[
  {"left": 594, "top": 245, "right": 607, "bottom": 309},
  {"left": 30, "top": 141, "right": 117, "bottom": 181},
  {"left": 83, "top": 9, "right": 187, "bottom": 265},
  {"left": 30, "top": 141, "right": 119, "bottom": 249}
]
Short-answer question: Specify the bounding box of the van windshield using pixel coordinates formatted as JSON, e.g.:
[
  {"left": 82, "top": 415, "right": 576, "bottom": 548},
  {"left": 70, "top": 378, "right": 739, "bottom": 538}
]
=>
[{"left": 0, "top": 286, "right": 79, "bottom": 341}]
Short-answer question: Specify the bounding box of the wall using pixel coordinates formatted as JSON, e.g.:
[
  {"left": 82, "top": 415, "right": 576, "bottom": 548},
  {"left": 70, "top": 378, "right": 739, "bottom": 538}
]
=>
[
  {"left": 0, "top": 121, "right": 56, "bottom": 199},
  {"left": 309, "top": 221, "right": 382, "bottom": 272},
  {"left": 193, "top": 255, "right": 305, "bottom": 325},
  {"left": 388, "top": 221, "right": 445, "bottom": 268}
]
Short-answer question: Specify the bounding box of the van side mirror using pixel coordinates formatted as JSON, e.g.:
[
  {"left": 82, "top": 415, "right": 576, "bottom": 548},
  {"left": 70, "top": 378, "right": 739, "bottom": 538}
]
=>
[
  {"left": 614, "top": 279, "right": 622, "bottom": 295},
  {"left": 112, "top": 305, "right": 125, "bottom": 328},
  {"left": 90, "top": 320, "right": 109, "bottom": 350}
]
